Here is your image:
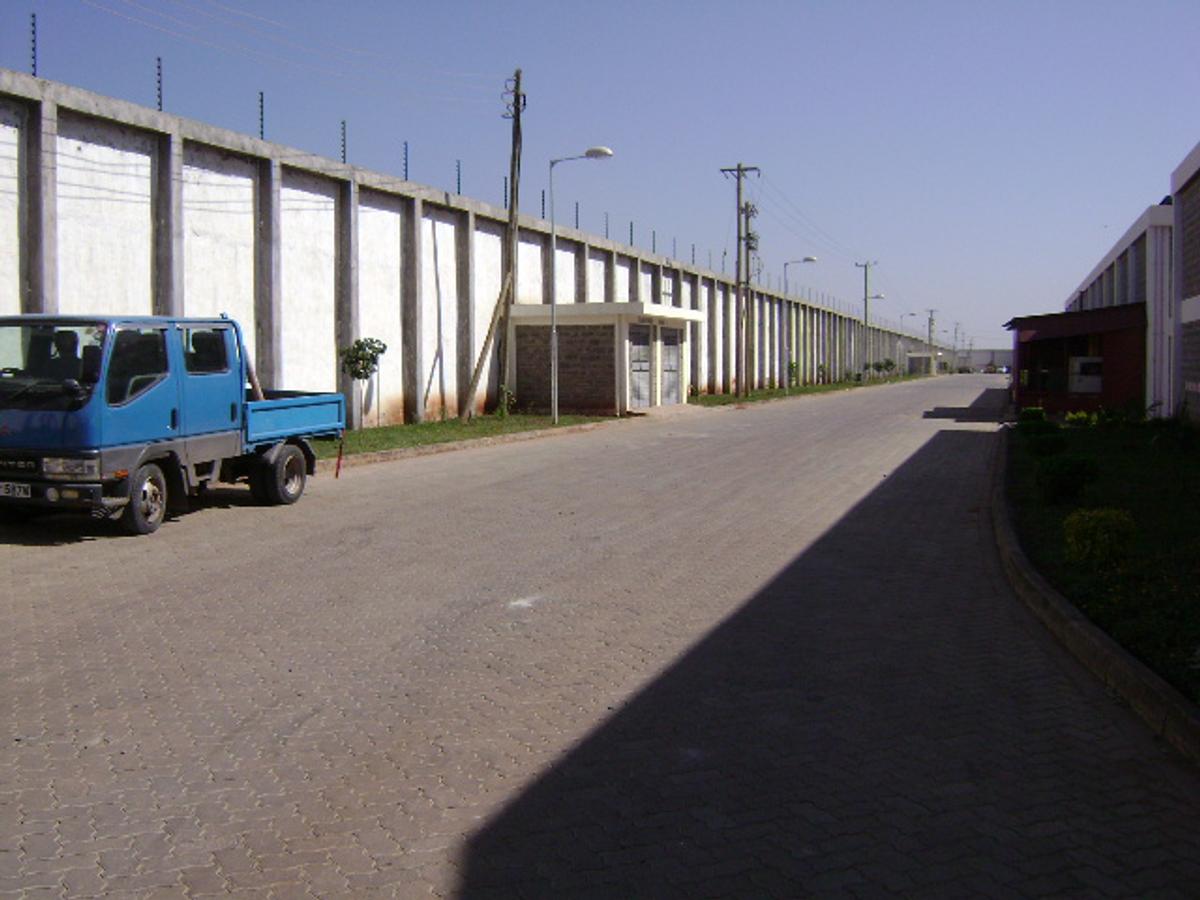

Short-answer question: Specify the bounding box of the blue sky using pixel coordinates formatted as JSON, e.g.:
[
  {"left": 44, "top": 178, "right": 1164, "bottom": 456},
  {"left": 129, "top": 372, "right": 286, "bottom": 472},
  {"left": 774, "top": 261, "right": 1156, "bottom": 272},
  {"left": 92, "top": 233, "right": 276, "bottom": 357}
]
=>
[{"left": 5, "top": 0, "right": 1200, "bottom": 348}]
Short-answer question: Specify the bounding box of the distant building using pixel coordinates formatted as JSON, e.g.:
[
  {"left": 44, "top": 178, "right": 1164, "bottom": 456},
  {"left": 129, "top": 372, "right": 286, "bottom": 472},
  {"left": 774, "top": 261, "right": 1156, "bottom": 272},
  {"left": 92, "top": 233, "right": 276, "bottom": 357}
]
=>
[
  {"left": 1171, "top": 143, "right": 1200, "bottom": 420},
  {"left": 1006, "top": 201, "right": 1173, "bottom": 417}
]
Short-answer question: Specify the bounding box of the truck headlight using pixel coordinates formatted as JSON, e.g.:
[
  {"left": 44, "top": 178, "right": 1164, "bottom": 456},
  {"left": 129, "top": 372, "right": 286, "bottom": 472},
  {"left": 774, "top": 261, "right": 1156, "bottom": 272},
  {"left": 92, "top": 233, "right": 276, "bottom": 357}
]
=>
[{"left": 42, "top": 457, "right": 100, "bottom": 479}]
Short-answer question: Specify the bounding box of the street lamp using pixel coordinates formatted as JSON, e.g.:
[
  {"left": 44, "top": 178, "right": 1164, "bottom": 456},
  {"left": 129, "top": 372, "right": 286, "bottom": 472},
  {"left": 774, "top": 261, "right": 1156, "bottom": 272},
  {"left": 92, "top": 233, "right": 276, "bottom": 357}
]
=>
[
  {"left": 549, "top": 145, "right": 613, "bottom": 424},
  {"left": 783, "top": 256, "right": 817, "bottom": 296},
  {"left": 864, "top": 292, "right": 884, "bottom": 375},
  {"left": 898, "top": 311, "right": 917, "bottom": 376}
]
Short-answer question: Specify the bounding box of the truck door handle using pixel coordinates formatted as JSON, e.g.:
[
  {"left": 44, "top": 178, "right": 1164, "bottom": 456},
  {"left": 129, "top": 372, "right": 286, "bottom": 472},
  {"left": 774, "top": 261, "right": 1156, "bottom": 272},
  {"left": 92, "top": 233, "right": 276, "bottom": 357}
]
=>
[
  {"left": 230, "top": 403, "right": 237, "bottom": 422},
  {"left": 170, "top": 408, "right": 178, "bottom": 430}
]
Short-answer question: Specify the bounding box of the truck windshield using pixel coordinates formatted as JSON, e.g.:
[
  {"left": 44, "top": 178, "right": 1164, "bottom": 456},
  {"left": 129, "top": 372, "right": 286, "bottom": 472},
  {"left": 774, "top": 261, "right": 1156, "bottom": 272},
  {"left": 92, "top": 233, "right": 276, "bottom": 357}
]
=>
[{"left": 0, "top": 321, "right": 108, "bottom": 411}]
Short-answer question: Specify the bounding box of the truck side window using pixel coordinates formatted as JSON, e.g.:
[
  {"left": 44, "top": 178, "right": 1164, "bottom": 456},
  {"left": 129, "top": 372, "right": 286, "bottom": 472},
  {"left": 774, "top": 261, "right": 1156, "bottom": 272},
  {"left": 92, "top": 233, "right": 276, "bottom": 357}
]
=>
[
  {"left": 107, "top": 328, "right": 168, "bottom": 405},
  {"left": 183, "top": 328, "right": 229, "bottom": 374}
]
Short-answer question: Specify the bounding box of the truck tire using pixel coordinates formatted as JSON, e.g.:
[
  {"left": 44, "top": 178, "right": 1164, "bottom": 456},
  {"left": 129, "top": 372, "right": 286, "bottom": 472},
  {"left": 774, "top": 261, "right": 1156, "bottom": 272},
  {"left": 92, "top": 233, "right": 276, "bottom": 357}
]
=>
[
  {"left": 121, "top": 462, "right": 167, "bottom": 534},
  {"left": 264, "top": 444, "right": 305, "bottom": 505}
]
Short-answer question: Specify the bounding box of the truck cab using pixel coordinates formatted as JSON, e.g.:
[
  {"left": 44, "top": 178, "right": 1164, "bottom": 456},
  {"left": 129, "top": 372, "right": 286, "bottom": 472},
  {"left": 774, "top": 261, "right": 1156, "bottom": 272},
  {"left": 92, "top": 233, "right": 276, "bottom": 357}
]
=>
[{"left": 0, "top": 315, "right": 344, "bottom": 534}]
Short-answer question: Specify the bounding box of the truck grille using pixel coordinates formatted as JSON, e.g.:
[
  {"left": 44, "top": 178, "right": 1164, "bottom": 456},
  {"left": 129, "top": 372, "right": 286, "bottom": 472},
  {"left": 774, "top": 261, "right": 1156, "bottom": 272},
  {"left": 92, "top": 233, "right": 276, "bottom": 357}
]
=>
[{"left": 0, "top": 455, "right": 39, "bottom": 476}]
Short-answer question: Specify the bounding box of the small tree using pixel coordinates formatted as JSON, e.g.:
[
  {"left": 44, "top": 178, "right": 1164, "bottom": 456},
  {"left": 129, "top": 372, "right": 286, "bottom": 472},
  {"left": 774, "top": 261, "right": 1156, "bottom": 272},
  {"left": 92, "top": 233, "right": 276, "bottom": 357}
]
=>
[
  {"left": 339, "top": 337, "right": 388, "bottom": 427},
  {"left": 883, "top": 358, "right": 896, "bottom": 375}
]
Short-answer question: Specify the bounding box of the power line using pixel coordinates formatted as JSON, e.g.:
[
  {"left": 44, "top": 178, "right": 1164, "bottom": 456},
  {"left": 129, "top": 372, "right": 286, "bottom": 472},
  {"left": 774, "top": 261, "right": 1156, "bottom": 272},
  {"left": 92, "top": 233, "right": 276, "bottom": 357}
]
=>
[{"left": 79, "top": 0, "right": 496, "bottom": 106}]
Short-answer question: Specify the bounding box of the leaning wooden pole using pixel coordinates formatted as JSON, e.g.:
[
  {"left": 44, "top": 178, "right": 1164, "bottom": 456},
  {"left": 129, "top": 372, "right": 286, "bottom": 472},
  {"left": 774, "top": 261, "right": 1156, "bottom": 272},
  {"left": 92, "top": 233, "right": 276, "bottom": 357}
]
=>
[{"left": 459, "top": 270, "right": 512, "bottom": 422}]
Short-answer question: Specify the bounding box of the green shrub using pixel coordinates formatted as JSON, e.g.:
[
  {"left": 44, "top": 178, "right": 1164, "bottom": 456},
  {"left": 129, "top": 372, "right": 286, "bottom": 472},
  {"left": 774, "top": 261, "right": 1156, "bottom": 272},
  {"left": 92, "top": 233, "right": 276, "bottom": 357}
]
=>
[
  {"left": 1064, "top": 410, "right": 1096, "bottom": 428},
  {"left": 1017, "top": 419, "right": 1060, "bottom": 437},
  {"left": 1028, "top": 432, "right": 1068, "bottom": 457},
  {"left": 1036, "top": 455, "right": 1099, "bottom": 504},
  {"left": 1019, "top": 407, "right": 1046, "bottom": 423},
  {"left": 1063, "top": 508, "right": 1135, "bottom": 567}
]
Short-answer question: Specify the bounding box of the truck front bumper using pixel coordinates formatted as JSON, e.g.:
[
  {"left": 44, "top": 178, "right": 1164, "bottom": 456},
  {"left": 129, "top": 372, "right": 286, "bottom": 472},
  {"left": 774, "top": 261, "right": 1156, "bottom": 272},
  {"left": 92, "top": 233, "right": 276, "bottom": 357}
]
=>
[{"left": 0, "top": 480, "right": 125, "bottom": 513}]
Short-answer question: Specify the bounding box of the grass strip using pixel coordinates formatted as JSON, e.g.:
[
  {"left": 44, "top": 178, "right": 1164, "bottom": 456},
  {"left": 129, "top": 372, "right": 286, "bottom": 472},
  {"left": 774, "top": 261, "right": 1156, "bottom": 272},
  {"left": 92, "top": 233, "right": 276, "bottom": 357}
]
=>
[
  {"left": 690, "top": 375, "right": 922, "bottom": 407},
  {"left": 312, "top": 413, "right": 605, "bottom": 459}
]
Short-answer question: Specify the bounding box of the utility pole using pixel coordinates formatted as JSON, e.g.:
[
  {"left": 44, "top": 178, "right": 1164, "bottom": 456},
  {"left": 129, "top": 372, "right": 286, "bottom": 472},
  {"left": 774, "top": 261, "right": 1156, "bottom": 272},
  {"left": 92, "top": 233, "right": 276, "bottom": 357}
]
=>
[
  {"left": 463, "top": 68, "right": 523, "bottom": 421},
  {"left": 855, "top": 260, "right": 876, "bottom": 376},
  {"left": 721, "top": 163, "right": 759, "bottom": 397},
  {"left": 497, "top": 69, "right": 524, "bottom": 398},
  {"left": 925, "top": 309, "right": 937, "bottom": 377}
]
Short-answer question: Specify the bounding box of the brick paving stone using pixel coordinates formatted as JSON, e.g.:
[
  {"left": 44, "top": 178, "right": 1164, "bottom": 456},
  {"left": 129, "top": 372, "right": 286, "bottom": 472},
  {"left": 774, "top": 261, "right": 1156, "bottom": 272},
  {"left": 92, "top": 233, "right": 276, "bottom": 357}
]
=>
[{"left": 4, "top": 376, "right": 1200, "bottom": 898}]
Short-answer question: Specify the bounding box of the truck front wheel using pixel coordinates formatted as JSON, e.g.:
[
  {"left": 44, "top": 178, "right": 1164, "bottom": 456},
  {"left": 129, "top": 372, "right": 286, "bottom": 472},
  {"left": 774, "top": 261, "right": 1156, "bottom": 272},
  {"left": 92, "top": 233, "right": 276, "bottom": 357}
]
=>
[
  {"left": 122, "top": 463, "right": 167, "bottom": 534},
  {"left": 265, "top": 445, "right": 306, "bottom": 505}
]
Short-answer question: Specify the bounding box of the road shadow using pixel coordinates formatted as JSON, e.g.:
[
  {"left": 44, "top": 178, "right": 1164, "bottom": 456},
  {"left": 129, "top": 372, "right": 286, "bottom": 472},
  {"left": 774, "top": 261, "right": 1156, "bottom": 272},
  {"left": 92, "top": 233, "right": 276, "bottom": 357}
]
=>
[
  {"left": 923, "top": 386, "right": 1011, "bottom": 423},
  {"left": 457, "top": 426, "right": 1200, "bottom": 897},
  {"left": 0, "top": 485, "right": 259, "bottom": 545}
]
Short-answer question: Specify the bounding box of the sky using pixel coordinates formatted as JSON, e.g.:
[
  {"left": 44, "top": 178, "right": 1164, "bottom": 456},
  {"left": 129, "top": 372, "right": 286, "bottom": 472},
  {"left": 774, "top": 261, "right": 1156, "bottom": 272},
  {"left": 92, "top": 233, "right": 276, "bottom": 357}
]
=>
[{"left": 4, "top": 0, "right": 1200, "bottom": 349}]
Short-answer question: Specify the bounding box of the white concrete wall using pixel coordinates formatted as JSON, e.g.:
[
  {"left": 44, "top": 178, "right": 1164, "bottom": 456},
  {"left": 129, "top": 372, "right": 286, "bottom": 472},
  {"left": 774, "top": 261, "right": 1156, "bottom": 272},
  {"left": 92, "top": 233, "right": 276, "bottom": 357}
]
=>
[
  {"left": 586, "top": 249, "right": 605, "bottom": 302},
  {"left": 421, "top": 207, "right": 459, "bottom": 418},
  {"left": 515, "top": 234, "right": 543, "bottom": 305},
  {"left": 639, "top": 265, "right": 653, "bottom": 304},
  {"left": 472, "top": 219, "right": 503, "bottom": 407},
  {"left": 713, "top": 284, "right": 725, "bottom": 391},
  {"left": 695, "top": 281, "right": 709, "bottom": 391},
  {"left": 280, "top": 170, "right": 337, "bottom": 392},
  {"left": 358, "top": 190, "right": 404, "bottom": 424},
  {"left": 0, "top": 71, "right": 913, "bottom": 421},
  {"left": 56, "top": 115, "right": 153, "bottom": 316},
  {"left": 614, "top": 257, "right": 631, "bottom": 303},
  {"left": 181, "top": 145, "right": 256, "bottom": 361},
  {"left": 553, "top": 240, "right": 574, "bottom": 304},
  {"left": 0, "top": 102, "right": 20, "bottom": 315}
]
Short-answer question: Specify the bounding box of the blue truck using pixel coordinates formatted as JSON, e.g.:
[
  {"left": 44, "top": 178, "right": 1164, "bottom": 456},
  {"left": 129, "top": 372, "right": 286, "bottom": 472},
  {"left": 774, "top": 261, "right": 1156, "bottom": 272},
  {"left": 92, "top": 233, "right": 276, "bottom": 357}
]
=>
[{"left": 0, "top": 315, "right": 344, "bottom": 534}]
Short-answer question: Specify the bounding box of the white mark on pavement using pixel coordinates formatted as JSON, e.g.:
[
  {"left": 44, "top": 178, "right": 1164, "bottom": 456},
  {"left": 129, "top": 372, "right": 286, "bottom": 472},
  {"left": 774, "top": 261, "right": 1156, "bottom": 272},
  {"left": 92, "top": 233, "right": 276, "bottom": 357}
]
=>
[{"left": 508, "top": 595, "right": 546, "bottom": 609}]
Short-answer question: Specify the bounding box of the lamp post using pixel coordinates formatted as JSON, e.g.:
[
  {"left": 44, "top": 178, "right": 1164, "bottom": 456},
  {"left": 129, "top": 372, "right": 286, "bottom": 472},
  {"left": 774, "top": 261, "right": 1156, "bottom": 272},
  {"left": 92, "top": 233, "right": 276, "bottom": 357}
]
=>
[
  {"left": 549, "top": 145, "right": 613, "bottom": 424},
  {"left": 780, "top": 257, "right": 816, "bottom": 392},
  {"left": 862, "top": 292, "right": 884, "bottom": 375},
  {"left": 898, "top": 311, "right": 916, "bottom": 376},
  {"left": 783, "top": 256, "right": 817, "bottom": 296}
]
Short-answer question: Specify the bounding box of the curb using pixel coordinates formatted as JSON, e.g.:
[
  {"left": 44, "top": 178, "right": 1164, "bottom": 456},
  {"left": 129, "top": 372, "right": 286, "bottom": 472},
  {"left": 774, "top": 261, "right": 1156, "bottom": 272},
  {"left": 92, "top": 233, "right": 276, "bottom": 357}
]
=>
[
  {"left": 314, "top": 419, "right": 616, "bottom": 474},
  {"left": 991, "top": 428, "right": 1200, "bottom": 765}
]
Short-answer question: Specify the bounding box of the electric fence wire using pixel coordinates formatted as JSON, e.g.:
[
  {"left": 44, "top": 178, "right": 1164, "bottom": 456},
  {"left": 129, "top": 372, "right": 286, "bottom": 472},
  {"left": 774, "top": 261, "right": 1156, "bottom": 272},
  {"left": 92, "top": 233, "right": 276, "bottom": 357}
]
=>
[
  {"left": 167, "top": 0, "right": 496, "bottom": 83},
  {"left": 79, "top": 0, "right": 497, "bottom": 106},
  {"left": 756, "top": 173, "right": 926, "bottom": 331}
]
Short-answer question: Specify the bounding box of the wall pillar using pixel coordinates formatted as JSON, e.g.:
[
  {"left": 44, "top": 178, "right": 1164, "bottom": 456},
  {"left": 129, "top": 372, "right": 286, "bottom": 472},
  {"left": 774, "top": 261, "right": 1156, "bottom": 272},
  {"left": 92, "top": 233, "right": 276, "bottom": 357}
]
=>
[
  {"left": 604, "top": 248, "right": 616, "bottom": 304},
  {"left": 576, "top": 240, "right": 589, "bottom": 304},
  {"left": 335, "top": 179, "right": 360, "bottom": 427},
  {"left": 402, "top": 196, "right": 425, "bottom": 422},
  {"left": 458, "top": 209, "right": 476, "bottom": 413},
  {"left": 253, "top": 158, "right": 282, "bottom": 389},
  {"left": 25, "top": 98, "right": 57, "bottom": 314},
  {"left": 153, "top": 130, "right": 184, "bottom": 317}
]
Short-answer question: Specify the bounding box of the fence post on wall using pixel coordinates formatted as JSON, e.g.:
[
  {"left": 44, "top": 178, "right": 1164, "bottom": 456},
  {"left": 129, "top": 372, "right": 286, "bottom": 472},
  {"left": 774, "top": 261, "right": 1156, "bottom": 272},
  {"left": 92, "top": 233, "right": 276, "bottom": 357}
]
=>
[
  {"left": 154, "top": 130, "right": 184, "bottom": 317},
  {"left": 254, "top": 159, "right": 282, "bottom": 390},
  {"left": 402, "top": 196, "right": 425, "bottom": 423},
  {"left": 336, "top": 179, "right": 360, "bottom": 428},
  {"left": 25, "top": 98, "right": 58, "bottom": 314}
]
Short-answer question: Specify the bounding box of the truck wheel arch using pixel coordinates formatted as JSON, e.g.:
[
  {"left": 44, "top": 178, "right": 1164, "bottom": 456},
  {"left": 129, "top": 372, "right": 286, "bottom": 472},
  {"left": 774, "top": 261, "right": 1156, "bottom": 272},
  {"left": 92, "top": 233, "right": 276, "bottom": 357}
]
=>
[
  {"left": 259, "top": 438, "right": 316, "bottom": 475},
  {"left": 129, "top": 451, "right": 187, "bottom": 513}
]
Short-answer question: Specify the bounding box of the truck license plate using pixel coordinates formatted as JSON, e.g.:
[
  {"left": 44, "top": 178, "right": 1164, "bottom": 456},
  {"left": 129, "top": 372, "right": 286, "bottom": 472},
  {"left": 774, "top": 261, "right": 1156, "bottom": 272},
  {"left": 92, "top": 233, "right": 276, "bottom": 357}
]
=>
[{"left": 0, "top": 482, "right": 31, "bottom": 499}]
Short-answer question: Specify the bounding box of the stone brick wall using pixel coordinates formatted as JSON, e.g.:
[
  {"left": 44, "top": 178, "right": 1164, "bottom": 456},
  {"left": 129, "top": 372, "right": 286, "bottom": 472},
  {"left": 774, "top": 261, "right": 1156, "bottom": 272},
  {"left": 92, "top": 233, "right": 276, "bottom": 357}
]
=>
[{"left": 515, "top": 325, "right": 616, "bottom": 413}]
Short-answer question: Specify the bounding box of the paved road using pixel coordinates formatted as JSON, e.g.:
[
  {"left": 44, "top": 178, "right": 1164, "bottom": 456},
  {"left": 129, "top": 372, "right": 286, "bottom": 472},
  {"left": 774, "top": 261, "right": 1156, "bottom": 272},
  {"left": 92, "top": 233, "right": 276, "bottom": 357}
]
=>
[{"left": 2, "top": 375, "right": 1198, "bottom": 898}]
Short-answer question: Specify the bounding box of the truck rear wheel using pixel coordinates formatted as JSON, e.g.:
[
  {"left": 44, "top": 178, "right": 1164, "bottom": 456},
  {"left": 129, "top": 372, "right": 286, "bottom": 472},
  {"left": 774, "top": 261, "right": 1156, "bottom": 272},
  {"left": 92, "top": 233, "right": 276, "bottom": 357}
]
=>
[
  {"left": 121, "top": 462, "right": 167, "bottom": 534},
  {"left": 264, "top": 445, "right": 305, "bottom": 505}
]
